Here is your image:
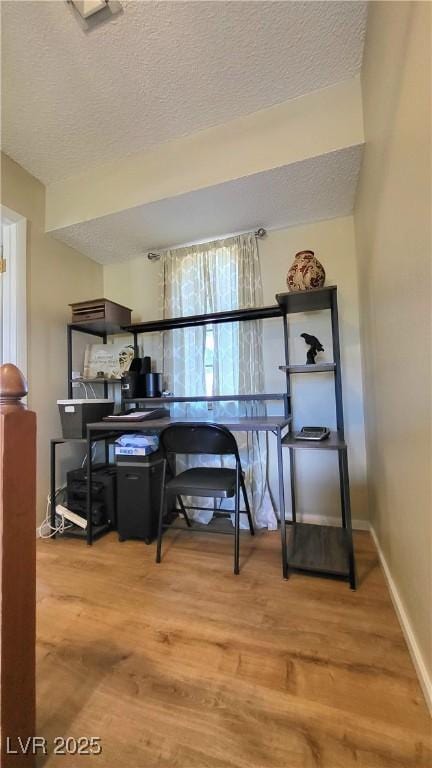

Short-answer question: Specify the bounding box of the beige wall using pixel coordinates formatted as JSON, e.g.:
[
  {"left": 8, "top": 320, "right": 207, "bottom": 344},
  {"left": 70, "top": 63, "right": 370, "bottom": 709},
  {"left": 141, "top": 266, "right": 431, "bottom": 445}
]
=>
[
  {"left": 354, "top": 0, "right": 431, "bottom": 687},
  {"left": 46, "top": 77, "right": 363, "bottom": 231},
  {"left": 104, "top": 214, "right": 368, "bottom": 526},
  {"left": 1, "top": 153, "right": 104, "bottom": 522},
  {"left": 260, "top": 217, "right": 367, "bottom": 525}
]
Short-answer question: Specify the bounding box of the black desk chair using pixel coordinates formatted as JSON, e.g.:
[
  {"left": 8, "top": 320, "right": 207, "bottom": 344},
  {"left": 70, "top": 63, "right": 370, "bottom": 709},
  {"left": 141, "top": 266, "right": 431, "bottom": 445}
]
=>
[{"left": 156, "top": 423, "right": 255, "bottom": 574}]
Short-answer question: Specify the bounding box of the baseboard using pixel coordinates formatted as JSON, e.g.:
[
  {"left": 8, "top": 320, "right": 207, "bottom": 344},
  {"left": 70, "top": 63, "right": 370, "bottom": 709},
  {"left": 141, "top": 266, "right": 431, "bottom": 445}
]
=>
[
  {"left": 295, "top": 512, "right": 370, "bottom": 531},
  {"left": 370, "top": 526, "right": 432, "bottom": 715}
]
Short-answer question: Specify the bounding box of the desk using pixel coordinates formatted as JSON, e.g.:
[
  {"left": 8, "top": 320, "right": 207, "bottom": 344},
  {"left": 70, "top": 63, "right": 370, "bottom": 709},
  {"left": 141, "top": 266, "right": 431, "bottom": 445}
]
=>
[{"left": 84, "top": 415, "right": 291, "bottom": 578}]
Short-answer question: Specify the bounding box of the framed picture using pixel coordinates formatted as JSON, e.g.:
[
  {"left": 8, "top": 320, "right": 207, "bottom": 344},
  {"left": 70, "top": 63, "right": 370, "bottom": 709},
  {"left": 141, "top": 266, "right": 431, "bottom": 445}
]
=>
[{"left": 83, "top": 342, "right": 134, "bottom": 380}]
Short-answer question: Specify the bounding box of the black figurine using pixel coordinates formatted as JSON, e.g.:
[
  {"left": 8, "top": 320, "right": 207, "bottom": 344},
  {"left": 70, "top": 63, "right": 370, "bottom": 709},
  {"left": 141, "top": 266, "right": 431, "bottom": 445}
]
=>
[{"left": 301, "top": 333, "right": 324, "bottom": 364}]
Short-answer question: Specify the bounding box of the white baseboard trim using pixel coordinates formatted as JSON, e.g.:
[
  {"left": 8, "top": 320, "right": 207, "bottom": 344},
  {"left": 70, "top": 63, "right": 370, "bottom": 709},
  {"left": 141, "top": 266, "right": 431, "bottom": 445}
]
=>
[
  {"left": 295, "top": 513, "right": 370, "bottom": 531},
  {"left": 370, "top": 525, "right": 432, "bottom": 715}
]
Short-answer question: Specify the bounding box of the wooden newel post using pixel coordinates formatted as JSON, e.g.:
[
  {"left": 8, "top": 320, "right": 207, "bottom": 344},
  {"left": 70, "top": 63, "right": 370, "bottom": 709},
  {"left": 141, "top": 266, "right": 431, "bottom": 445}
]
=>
[{"left": 0, "top": 365, "right": 36, "bottom": 766}]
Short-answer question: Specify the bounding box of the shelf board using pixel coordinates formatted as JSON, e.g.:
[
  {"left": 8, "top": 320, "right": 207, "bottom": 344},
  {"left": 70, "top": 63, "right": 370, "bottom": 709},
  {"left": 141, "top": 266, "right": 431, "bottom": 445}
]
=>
[
  {"left": 124, "top": 305, "right": 282, "bottom": 335},
  {"left": 282, "top": 430, "right": 345, "bottom": 450},
  {"left": 51, "top": 437, "right": 87, "bottom": 444},
  {"left": 125, "top": 393, "right": 288, "bottom": 404},
  {"left": 68, "top": 322, "right": 131, "bottom": 336},
  {"left": 276, "top": 285, "right": 337, "bottom": 314},
  {"left": 70, "top": 378, "right": 121, "bottom": 383},
  {"left": 56, "top": 522, "right": 111, "bottom": 540},
  {"left": 279, "top": 363, "right": 336, "bottom": 374},
  {"left": 286, "top": 523, "right": 349, "bottom": 577}
]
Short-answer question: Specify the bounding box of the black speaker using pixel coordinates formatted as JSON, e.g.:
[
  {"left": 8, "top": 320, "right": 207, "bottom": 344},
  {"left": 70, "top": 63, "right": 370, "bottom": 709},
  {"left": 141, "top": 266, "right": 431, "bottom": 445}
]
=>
[
  {"left": 122, "top": 357, "right": 152, "bottom": 397},
  {"left": 129, "top": 356, "right": 151, "bottom": 374},
  {"left": 121, "top": 370, "right": 138, "bottom": 398}
]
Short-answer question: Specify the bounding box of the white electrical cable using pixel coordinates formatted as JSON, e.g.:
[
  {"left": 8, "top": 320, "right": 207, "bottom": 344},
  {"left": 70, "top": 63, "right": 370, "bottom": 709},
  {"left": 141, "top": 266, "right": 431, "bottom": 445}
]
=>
[
  {"left": 38, "top": 486, "right": 73, "bottom": 538},
  {"left": 74, "top": 381, "right": 87, "bottom": 397},
  {"left": 81, "top": 441, "right": 97, "bottom": 468}
]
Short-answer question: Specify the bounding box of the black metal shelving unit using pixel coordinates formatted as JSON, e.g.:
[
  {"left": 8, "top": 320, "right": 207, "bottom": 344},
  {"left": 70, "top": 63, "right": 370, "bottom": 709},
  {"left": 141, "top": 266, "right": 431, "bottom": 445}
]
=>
[
  {"left": 276, "top": 285, "right": 356, "bottom": 589},
  {"left": 52, "top": 321, "right": 134, "bottom": 542},
  {"left": 67, "top": 321, "right": 131, "bottom": 399},
  {"left": 60, "top": 287, "right": 356, "bottom": 587},
  {"left": 123, "top": 286, "right": 356, "bottom": 587}
]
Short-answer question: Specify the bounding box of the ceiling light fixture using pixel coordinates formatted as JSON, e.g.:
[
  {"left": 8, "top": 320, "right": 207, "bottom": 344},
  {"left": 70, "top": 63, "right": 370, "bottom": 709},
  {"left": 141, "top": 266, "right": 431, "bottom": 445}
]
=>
[
  {"left": 67, "top": 0, "right": 122, "bottom": 30},
  {"left": 70, "top": 1, "right": 108, "bottom": 19}
]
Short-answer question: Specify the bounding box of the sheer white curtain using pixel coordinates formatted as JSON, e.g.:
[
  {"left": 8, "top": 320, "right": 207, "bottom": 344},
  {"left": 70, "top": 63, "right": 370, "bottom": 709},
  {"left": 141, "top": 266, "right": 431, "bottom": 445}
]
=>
[{"left": 161, "top": 234, "right": 277, "bottom": 529}]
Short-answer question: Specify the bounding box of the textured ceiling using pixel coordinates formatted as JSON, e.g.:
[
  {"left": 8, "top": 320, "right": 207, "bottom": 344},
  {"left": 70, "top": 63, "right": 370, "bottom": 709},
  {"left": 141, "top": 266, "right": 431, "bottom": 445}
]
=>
[
  {"left": 1, "top": 1, "right": 367, "bottom": 184},
  {"left": 52, "top": 145, "right": 363, "bottom": 263}
]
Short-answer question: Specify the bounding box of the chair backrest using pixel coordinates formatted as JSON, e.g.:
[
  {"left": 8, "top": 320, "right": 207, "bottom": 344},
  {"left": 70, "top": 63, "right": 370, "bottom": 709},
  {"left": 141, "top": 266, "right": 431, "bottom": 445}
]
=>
[{"left": 159, "top": 422, "right": 240, "bottom": 461}]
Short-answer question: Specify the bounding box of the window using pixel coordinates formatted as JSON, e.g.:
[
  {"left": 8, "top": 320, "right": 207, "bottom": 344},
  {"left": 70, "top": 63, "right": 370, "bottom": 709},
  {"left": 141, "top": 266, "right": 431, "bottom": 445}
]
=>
[{"left": 162, "top": 234, "right": 262, "bottom": 401}]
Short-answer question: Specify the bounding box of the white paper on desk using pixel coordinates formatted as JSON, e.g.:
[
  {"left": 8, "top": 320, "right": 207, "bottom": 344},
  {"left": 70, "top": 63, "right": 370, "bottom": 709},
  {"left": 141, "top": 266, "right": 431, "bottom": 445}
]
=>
[{"left": 115, "top": 434, "right": 159, "bottom": 449}]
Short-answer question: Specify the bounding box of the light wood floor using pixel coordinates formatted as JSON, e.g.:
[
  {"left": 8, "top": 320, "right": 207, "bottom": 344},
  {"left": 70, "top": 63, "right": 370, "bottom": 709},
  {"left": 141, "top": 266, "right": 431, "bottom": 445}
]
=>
[{"left": 36, "top": 529, "right": 431, "bottom": 768}]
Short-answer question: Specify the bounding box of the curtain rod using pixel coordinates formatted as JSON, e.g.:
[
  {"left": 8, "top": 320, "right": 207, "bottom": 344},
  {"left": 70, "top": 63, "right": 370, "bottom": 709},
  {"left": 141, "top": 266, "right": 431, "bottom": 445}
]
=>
[{"left": 147, "top": 227, "right": 267, "bottom": 261}]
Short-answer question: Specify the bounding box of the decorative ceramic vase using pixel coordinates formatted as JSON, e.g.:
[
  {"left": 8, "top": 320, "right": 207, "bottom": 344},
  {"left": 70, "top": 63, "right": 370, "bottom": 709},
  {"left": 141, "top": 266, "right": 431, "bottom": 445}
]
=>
[{"left": 286, "top": 250, "right": 326, "bottom": 291}]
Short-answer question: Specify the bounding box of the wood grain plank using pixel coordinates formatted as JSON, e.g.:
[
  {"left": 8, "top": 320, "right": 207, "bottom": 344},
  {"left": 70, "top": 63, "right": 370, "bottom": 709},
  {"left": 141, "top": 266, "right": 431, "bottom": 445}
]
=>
[{"left": 36, "top": 531, "right": 431, "bottom": 767}]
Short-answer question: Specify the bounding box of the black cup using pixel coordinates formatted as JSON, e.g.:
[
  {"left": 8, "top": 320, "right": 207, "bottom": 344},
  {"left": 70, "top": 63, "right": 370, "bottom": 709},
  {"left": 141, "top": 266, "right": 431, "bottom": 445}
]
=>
[{"left": 145, "top": 373, "right": 162, "bottom": 398}]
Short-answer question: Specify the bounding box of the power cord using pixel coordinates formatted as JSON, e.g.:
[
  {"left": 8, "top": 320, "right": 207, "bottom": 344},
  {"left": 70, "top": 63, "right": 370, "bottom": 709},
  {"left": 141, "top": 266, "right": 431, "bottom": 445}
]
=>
[
  {"left": 81, "top": 442, "right": 97, "bottom": 468},
  {"left": 38, "top": 486, "right": 73, "bottom": 538}
]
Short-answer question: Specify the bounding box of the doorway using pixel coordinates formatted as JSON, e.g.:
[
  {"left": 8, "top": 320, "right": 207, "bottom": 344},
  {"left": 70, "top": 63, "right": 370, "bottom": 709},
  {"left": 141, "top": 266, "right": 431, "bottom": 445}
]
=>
[{"left": 0, "top": 205, "right": 27, "bottom": 374}]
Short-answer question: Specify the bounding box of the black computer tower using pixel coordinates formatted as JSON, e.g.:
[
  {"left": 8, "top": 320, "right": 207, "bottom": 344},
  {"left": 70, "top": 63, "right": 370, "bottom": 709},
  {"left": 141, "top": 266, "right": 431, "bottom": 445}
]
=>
[{"left": 116, "top": 453, "right": 164, "bottom": 543}]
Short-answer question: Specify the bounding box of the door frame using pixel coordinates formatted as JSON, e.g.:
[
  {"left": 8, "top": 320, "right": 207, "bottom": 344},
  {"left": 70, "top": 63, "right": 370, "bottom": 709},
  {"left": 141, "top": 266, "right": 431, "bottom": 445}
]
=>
[{"left": 0, "top": 205, "right": 27, "bottom": 377}]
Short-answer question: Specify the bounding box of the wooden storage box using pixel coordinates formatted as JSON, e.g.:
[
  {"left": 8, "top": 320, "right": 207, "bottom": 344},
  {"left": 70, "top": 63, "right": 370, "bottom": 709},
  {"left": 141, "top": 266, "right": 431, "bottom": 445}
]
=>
[{"left": 69, "top": 298, "right": 131, "bottom": 333}]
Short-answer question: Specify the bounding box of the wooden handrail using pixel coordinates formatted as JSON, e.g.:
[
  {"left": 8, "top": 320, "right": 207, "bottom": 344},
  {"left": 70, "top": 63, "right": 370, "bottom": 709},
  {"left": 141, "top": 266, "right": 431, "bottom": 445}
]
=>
[{"left": 0, "top": 365, "right": 36, "bottom": 766}]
